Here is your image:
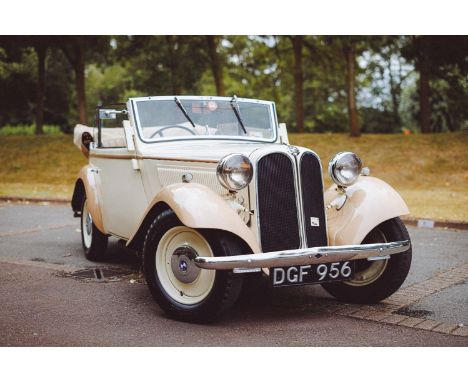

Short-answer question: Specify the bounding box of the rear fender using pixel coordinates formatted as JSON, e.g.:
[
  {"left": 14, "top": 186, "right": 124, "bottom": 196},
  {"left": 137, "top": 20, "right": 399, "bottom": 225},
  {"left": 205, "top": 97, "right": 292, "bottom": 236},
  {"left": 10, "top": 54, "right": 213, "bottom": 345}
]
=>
[
  {"left": 127, "top": 183, "right": 260, "bottom": 253},
  {"left": 325, "top": 176, "right": 409, "bottom": 246}
]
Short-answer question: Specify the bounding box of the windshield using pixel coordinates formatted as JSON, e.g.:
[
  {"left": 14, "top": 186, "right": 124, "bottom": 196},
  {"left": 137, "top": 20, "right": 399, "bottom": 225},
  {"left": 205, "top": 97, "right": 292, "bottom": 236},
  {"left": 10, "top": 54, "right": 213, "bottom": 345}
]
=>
[{"left": 133, "top": 97, "right": 276, "bottom": 142}]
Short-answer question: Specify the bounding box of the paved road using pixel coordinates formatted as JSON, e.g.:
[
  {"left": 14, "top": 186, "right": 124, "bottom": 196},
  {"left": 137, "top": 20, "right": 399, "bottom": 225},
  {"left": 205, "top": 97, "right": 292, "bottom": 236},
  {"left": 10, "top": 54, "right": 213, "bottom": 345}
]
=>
[{"left": 0, "top": 202, "right": 467, "bottom": 346}]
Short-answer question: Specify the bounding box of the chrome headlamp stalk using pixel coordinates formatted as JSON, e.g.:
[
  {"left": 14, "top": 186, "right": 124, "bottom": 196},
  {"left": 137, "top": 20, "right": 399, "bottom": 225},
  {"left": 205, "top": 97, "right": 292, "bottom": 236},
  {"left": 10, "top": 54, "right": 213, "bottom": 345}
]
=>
[
  {"left": 217, "top": 154, "right": 253, "bottom": 192},
  {"left": 328, "top": 152, "right": 362, "bottom": 188}
]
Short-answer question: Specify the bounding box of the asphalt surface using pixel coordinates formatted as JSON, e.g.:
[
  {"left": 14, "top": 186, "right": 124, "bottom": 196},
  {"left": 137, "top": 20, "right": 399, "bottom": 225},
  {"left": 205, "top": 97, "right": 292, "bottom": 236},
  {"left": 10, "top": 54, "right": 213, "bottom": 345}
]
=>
[{"left": 0, "top": 202, "right": 467, "bottom": 346}]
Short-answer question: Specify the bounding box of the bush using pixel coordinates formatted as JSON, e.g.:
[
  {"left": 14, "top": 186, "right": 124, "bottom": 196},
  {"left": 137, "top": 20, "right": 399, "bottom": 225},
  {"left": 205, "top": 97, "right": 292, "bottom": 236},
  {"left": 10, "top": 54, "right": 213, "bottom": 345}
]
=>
[{"left": 0, "top": 125, "right": 64, "bottom": 136}]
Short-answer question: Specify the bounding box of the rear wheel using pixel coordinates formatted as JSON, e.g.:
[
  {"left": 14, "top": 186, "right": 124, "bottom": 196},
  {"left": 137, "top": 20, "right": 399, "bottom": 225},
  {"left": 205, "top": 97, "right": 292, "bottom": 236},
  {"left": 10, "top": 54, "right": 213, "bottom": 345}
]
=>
[
  {"left": 80, "top": 197, "right": 108, "bottom": 261},
  {"left": 321, "top": 217, "right": 411, "bottom": 303},
  {"left": 143, "top": 210, "right": 245, "bottom": 323}
]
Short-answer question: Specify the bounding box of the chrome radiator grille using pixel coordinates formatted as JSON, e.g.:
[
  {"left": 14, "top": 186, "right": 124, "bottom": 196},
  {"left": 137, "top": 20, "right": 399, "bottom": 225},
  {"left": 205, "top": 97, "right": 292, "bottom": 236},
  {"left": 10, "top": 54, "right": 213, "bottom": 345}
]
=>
[
  {"left": 300, "top": 152, "right": 328, "bottom": 248},
  {"left": 256, "top": 151, "right": 327, "bottom": 252},
  {"left": 257, "top": 153, "right": 301, "bottom": 252}
]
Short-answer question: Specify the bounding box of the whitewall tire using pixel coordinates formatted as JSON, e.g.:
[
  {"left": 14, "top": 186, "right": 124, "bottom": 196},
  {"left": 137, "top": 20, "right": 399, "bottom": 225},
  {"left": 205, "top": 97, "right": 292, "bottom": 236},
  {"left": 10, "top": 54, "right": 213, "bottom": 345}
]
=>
[
  {"left": 143, "top": 210, "right": 245, "bottom": 323},
  {"left": 80, "top": 198, "right": 108, "bottom": 261}
]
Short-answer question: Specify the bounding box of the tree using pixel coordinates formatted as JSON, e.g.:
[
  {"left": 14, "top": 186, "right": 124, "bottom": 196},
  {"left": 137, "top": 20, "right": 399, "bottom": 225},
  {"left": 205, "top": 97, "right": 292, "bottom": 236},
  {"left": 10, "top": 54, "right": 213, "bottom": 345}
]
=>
[
  {"left": 360, "top": 36, "right": 413, "bottom": 132},
  {"left": 291, "top": 36, "right": 304, "bottom": 133},
  {"left": 116, "top": 36, "right": 208, "bottom": 96},
  {"left": 34, "top": 43, "right": 47, "bottom": 135},
  {"left": 0, "top": 36, "right": 50, "bottom": 134},
  {"left": 342, "top": 40, "right": 360, "bottom": 137},
  {"left": 205, "top": 36, "right": 225, "bottom": 96},
  {"left": 56, "top": 36, "right": 111, "bottom": 125},
  {"left": 325, "top": 36, "right": 368, "bottom": 137},
  {"left": 402, "top": 36, "right": 468, "bottom": 133}
]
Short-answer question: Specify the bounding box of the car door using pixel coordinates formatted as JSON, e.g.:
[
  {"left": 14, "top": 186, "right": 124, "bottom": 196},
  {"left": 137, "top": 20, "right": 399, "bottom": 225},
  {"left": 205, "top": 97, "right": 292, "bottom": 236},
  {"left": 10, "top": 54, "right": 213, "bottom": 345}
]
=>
[{"left": 89, "top": 127, "right": 148, "bottom": 239}]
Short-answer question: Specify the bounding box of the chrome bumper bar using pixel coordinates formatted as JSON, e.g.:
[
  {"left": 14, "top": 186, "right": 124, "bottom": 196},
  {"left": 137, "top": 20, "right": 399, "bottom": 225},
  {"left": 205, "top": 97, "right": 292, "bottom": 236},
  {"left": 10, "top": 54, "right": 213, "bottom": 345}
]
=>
[{"left": 193, "top": 240, "right": 410, "bottom": 270}]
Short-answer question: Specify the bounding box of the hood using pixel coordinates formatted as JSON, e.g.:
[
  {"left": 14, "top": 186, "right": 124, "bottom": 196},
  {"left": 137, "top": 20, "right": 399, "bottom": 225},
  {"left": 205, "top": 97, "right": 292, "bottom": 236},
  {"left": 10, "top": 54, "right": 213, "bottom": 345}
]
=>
[{"left": 138, "top": 140, "right": 278, "bottom": 162}]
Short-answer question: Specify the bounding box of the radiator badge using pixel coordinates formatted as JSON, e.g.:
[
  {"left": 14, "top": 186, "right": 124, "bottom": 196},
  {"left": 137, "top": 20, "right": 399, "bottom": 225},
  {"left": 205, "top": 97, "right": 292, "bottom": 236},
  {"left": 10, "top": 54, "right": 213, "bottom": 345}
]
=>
[
  {"left": 287, "top": 145, "right": 300, "bottom": 155},
  {"left": 310, "top": 217, "right": 320, "bottom": 227}
]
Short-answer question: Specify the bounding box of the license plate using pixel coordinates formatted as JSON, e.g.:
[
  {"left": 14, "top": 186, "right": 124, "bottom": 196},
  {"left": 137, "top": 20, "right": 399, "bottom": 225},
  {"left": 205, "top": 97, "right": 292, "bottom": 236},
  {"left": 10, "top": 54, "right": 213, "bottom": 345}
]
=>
[{"left": 271, "top": 261, "right": 355, "bottom": 287}]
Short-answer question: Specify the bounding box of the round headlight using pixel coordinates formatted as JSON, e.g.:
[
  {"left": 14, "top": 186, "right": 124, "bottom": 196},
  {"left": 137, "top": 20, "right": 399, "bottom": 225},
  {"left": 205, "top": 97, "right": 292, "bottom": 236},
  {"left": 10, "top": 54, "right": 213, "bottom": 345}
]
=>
[
  {"left": 328, "top": 152, "right": 362, "bottom": 187},
  {"left": 217, "top": 154, "right": 253, "bottom": 191}
]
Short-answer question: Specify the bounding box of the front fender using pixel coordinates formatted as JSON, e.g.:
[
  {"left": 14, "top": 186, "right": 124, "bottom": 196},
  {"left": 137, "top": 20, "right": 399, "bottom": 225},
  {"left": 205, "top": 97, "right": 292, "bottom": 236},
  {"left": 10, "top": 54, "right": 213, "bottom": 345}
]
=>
[
  {"left": 127, "top": 183, "right": 260, "bottom": 253},
  {"left": 74, "top": 165, "right": 105, "bottom": 234},
  {"left": 325, "top": 176, "right": 409, "bottom": 246}
]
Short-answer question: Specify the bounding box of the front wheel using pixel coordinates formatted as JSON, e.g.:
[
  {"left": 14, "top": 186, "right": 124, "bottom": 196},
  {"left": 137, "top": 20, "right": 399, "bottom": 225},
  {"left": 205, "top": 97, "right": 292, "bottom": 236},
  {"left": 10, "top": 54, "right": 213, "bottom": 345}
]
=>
[
  {"left": 143, "top": 210, "right": 245, "bottom": 323},
  {"left": 321, "top": 217, "right": 412, "bottom": 304},
  {"left": 80, "top": 197, "right": 108, "bottom": 261}
]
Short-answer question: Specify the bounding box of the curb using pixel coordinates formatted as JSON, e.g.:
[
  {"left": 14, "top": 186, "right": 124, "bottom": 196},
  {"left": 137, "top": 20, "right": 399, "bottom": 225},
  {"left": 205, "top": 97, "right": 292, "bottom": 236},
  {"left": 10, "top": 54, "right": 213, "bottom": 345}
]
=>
[
  {"left": 401, "top": 217, "right": 468, "bottom": 231},
  {"left": 1, "top": 196, "right": 467, "bottom": 230},
  {"left": 0, "top": 196, "right": 70, "bottom": 205}
]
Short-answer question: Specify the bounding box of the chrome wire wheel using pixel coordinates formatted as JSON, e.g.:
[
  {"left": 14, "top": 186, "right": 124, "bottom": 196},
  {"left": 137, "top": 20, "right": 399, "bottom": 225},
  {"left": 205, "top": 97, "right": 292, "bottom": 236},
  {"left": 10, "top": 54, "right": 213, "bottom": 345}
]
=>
[
  {"left": 81, "top": 200, "right": 93, "bottom": 249},
  {"left": 344, "top": 228, "right": 389, "bottom": 287},
  {"left": 155, "top": 226, "right": 216, "bottom": 305}
]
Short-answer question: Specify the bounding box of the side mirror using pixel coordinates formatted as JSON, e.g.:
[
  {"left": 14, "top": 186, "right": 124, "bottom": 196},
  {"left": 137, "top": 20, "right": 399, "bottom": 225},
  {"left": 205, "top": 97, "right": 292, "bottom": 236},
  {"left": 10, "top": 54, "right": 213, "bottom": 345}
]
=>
[{"left": 99, "top": 109, "right": 127, "bottom": 120}]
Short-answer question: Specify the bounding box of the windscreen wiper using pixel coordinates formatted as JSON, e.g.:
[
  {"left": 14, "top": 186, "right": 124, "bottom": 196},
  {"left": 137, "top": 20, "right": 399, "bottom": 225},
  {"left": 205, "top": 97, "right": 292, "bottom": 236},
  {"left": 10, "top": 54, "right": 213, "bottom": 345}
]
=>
[
  {"left": 174, "top": 97, "right": 196, "bottom": 127},
  {"left": 230, "top": 95, "right": 247, "bottom": 135}
]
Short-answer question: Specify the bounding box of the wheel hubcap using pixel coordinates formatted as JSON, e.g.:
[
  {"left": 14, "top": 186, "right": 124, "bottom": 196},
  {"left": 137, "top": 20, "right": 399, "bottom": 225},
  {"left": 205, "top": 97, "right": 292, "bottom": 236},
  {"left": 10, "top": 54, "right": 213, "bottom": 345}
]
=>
[
  {"left": 85, "top": 213, "right": 92, "bottom": 236},
  {"left": 155, "top": 226, "right": 216, "bottom": 305},
  {"left": 344, "top": 228, "right": 389, "bottom": 286},
  {"left": 170, "top": 246, "right": 200, "bottom": 283},
  {"left": 82, "top": 200, "right": 93, "bottom": 249}
]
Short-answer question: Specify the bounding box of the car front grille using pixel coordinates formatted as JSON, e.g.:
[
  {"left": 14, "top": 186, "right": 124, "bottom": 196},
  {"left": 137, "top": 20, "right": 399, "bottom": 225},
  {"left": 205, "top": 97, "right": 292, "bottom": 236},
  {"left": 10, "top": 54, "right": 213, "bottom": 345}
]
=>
[
  {"left": 257, "top": 153, "right": 301, "bottom": 252},
  {"left": 300, "top": 152, "right": 328, "bottom": 247},
  {"left": 256, "top": 151, "right": 327, "bottom": 253}
]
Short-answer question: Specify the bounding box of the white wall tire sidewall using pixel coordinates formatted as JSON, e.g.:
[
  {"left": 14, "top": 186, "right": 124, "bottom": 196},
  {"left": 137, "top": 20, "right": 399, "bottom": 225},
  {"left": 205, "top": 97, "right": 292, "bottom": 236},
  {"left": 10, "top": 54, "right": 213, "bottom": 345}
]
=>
[
  {"left": 155, "top": 226, "right": 216, "bottom": 305},
  {"left": 82, "top": 200, "right": 93, "bottom": 249}
]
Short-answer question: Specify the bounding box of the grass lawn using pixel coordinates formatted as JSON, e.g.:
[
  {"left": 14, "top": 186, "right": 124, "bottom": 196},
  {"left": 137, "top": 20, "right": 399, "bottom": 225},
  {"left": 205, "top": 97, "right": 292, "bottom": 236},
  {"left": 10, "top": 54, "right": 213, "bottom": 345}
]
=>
[{"left": 0, "top": 133, "right": 467, "bottom": 221}]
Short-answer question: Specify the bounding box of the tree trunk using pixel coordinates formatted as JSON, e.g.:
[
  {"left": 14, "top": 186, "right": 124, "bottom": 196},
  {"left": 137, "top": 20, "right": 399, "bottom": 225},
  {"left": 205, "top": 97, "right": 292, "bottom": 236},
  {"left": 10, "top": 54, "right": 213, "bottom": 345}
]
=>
[
  {"left": 75, "top": 42, "right": 87, "bottom": 125},
  {"left": 419, "top": 58, "right": 431, "bottom": 133},
  {"left": 166, "top": 36, "right": 181, "bottom": 95},
  {"left": 344, "top": 44, "right": 360, "bottom": 137},
  {"left": 292, "top": 35, "right": 304, "bottom": 133},
  {"left": 35, "top": 45, "right": 46, "bottom": 135},
  {"left": 388, "top": 61, "right": 401, "bottom": 130},
  {"left": 206, "top": 36, "right": 225, "bottom": 96}
]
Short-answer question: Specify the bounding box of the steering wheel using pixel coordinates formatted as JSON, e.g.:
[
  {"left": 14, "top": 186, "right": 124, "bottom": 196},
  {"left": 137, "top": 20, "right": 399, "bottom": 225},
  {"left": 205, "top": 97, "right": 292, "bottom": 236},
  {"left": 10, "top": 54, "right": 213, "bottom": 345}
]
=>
[{"left": 149, "top": 125, "right": 197, "bottom": 138}]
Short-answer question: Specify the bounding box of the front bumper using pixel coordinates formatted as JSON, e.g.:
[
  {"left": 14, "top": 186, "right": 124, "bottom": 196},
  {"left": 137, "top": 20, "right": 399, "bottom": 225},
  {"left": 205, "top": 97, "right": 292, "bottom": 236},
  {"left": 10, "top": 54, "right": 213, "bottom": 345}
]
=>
[{"left": 193, "top": 240, "right": 410, "bottom": 270}]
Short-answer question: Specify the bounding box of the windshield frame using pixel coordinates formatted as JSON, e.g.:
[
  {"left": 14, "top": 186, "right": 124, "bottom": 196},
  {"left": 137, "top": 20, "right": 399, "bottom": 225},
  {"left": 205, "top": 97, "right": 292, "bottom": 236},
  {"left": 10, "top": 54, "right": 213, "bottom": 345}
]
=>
[{"left": 130, "top": 95, "right": 278, "bottom": 144}]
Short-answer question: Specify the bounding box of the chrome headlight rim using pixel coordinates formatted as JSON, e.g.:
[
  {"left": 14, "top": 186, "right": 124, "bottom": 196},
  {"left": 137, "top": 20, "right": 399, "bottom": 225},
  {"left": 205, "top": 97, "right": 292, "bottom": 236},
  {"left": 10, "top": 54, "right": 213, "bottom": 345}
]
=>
[
  {"left": 216, "top": 153, "right": 253, "bottom": 191},
  {"left": 328, "top": 151, "right": 362, "bottom": 188}
]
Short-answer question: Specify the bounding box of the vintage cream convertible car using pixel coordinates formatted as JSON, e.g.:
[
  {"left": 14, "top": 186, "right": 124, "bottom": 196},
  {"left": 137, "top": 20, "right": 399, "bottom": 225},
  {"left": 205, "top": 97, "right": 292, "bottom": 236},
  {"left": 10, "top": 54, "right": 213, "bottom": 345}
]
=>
[{"left": 71, "top": 96, "right": 412, "bottom": 322}]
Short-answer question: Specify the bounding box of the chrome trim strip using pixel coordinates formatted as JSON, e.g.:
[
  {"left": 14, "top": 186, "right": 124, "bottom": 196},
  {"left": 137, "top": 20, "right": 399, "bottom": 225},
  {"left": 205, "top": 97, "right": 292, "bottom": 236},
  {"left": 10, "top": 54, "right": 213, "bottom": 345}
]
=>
[
  {"left": 193, "top": 240, "right": 411, "bottom": 270},
  {"left": 292, "top": 152, "right": 307, "bottom": 248},
  {"left": 90, "top": 152, "right": 218, "bottom": 163}
]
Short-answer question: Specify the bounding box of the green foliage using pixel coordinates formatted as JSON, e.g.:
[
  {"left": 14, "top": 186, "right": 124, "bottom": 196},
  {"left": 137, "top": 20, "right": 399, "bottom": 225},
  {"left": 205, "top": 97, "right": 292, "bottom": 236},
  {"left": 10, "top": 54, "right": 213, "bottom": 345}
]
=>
[
  {"left": 115, "top": 36, "right": 209, "bottom": 95},
  {"left": 401, "top": 36, "right": 468, "bottom": 132},
  {"left": 0, "top": 47, "right": 37, "bottom": 126},
  {"left": 0, "top": 35, "right": 467, "bottom": 134},
  {"left": 0, "top": 124, "right": 63, "bottom": 136},
  {"left": 86, "top": 63, "right": 133, "bottom": 112}
]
